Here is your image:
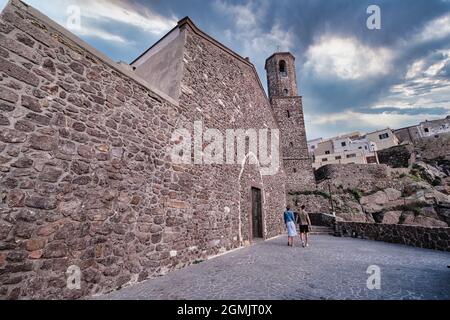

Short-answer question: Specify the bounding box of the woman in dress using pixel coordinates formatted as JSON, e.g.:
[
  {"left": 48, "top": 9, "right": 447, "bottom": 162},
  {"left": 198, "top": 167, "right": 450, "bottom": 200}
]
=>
[{"left": 284, "top": 206, "right": 297, "bottom": 247}]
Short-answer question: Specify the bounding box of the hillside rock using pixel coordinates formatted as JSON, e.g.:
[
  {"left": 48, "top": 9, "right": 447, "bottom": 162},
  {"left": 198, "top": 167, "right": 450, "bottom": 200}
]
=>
[
  {"left": 306, "top": 162, "right": 450, "bottom": 227},
  {"left": 381, "top": 211, "right": 402, "bottom": 224}
]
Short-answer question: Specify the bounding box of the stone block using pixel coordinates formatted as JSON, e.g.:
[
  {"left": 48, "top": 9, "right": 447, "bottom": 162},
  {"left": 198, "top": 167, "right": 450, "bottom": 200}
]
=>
[{"left": 0, "top": 57, "right": 39, "bottom": 86}]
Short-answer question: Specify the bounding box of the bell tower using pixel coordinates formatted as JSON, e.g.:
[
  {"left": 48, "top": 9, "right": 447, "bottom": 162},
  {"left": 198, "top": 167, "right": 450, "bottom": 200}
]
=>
[{"left": 265, "top": 52, "right": 315, "bottom": 192}]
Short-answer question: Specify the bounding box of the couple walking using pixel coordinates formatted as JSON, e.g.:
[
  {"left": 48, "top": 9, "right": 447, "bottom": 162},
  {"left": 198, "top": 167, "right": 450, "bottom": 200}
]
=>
[{"left": 284, "top": 205, "right": 311, "bottom": 248}]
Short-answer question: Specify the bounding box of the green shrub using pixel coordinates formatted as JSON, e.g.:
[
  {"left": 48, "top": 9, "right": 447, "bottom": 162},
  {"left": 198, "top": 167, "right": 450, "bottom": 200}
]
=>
[{"left": 347, "top": 189, "right": 362, "bottom": 202}]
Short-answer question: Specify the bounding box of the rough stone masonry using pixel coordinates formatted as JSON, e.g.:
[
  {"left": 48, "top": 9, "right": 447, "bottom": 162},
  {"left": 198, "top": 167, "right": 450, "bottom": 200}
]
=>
[{"left": 0, "top": 1, "right": 314, "bottom": 299}]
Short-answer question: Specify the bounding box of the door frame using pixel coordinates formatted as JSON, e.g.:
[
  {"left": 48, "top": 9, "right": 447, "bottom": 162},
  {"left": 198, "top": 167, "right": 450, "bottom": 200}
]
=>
[{"left": 249, "top": 186, "right": 265, "bottom": 240}]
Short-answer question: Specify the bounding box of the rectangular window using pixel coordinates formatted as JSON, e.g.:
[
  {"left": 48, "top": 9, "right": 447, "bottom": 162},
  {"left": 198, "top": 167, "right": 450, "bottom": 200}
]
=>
[
  {"left": 379, "top": 133, "right": 389, "bottom": 140},
  {"left": 335, "top": 156, "right": 342, "bottom": 160},
  {"left": 322, "top": 158, "right": 328, "bottom": 162},
  {"left": 341, "top": 142, "right": 346, "bottom": 147},
  {"left": 346, "top": 154, "right": 357, "bottom": 159},
  {"left": 325, "top": 151, "right": 330, "bottom": 155},
  {"left": 424, "top": 128, "right": 429, "bottom": 133}
]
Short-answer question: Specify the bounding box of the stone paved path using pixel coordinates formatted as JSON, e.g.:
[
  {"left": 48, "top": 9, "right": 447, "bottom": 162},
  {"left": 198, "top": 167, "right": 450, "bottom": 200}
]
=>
[{"left": 97, "top": 235, "right": 450, "bottom": 300}]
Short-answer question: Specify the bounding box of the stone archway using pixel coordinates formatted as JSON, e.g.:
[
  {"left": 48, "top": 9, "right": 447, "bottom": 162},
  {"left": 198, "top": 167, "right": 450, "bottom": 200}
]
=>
[{"left": 238, "top": 152, "right": 266, "bottom": 245}]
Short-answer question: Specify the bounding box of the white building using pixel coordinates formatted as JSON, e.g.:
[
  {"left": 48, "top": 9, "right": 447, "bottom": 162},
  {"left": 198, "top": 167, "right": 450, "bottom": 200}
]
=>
[
  {"left": 394, "top": 116, "right": 450, "bottom": 143},
  {"left": 309, "top": 128, "right": 403, "bottom": 169},
  {"left": 307, "top": 138, "right": 323, "bottom": 155},
  {"left": 365, "top": 128, "right": 399, "bottom": 151}
]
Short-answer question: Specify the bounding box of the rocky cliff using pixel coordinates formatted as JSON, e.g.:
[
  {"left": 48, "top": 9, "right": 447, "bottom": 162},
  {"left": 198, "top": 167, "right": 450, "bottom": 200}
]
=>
[{"left": 289, "top": 161, "right": 450, "bottom": 228}]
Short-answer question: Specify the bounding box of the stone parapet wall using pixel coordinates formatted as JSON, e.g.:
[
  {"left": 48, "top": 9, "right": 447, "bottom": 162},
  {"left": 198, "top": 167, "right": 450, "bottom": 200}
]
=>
[
  {"left": 335, "top": 222, "right": 450, "bottom": 252},
  {"left": 308, "top": 213, "right": 342, "bottom": 228}
]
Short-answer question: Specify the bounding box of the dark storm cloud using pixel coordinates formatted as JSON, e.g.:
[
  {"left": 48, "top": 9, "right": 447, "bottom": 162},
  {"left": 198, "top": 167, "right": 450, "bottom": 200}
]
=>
[
  {"left": 95, "top": 0, "right": 450, "bottom": 138},
  {"left": 282, "top": 0, "right": 450, "bottom": 114},
  {"left": 268, "top": 0, "right": 450, "bottom": 51},
  {"left": 13, "top": 0, "right": 450, "bottom": 139}
]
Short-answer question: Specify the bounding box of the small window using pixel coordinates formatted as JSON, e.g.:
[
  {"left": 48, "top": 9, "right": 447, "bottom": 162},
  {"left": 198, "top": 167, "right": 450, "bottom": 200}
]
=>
[
  {"left": 311, "top": 145, "right": 315, "bottom": 150},
  {"left": 341, "top": 142, "right": 346, "bottom": 147},
  {"left": 287, "top": 110, "right": 291, "bottom": 118},
  {"left": 365, "top": 146, "right": 368, "bottom": 150},
  {"left": 379, "top": 133, "right": 389, "bottom": 140},
  {"left": 279, "top": 60, "right": 287, "bottom": 76},
  {"left": 424, "top": 128, "right": 429, "bottom": 133},
  {"left": 293, "top": 168, "right": 297, "bottom": 173},
  {"left": 358, "top": 147, "right": 362, "bottom": 149},
  {"left": 346, "top": 154, "right": 357, "bottom": 159},
  {"left": 325, "top": 151, "right": 331, "bottom": 155},
  {"left": 322, "top": 158, "right": 328, "bottom": 162},
  {"left": 289, "top": 142, "right": 294, "bottom": 148},
  {"left": 335, "top": 156, "right": 342, "bottom": 160}
]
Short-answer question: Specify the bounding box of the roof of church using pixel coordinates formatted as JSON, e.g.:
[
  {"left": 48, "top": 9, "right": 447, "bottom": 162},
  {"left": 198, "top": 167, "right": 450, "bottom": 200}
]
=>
[{"left": 131, "top": 16, "right": 270, "bottom": 99}]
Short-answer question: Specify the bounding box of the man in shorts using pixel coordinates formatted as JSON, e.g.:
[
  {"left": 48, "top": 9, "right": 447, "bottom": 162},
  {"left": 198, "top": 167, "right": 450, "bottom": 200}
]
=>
[{"left": 296, "top": 205, "right": 312, "bottom": 247}]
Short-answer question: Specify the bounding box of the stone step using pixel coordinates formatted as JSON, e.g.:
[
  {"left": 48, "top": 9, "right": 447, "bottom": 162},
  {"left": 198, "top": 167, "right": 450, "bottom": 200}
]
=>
[{"left": 309, "top": 226, "right": 334, "bottom": 235}]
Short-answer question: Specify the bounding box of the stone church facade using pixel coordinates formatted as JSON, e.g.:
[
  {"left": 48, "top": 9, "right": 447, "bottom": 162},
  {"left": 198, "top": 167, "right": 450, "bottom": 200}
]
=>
[{"left": 0, "top": 1, "right": 313, "bottom": 299}]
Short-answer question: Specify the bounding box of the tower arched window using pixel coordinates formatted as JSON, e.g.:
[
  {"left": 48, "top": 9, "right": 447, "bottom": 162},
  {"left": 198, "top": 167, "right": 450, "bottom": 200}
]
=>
[
  {"left": 279, "top": 60, "right": 287, "bottom": 77},
  {"left": 287, "top": 110, "right": 291, "bottom": 118},
  {"left": 283, "top": 89, "right": 289, "bottom": 96}
]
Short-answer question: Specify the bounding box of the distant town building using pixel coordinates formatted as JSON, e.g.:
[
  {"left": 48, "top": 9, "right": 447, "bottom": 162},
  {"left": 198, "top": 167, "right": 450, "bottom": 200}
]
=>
[
  {"left": 308, "top": 128, "right": 398, "bottom": 169},
  {"left": 307, "top": 137, "right": 323, "bottom": 155},
  {"left": 394, "top": 116, "right": 450, "bottom": 144},
  {"left": 365, "top": 128, "right": 399, "bottom": 151}
]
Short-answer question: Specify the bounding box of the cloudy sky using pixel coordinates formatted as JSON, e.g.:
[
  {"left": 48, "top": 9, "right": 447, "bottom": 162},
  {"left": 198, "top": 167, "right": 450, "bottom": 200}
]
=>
[{"left": 1, "top": 0, "right": 449, "bottom": 140}]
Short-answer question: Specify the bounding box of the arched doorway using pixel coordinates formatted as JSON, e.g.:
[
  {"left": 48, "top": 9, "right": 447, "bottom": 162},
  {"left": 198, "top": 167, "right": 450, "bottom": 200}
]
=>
[{"left": 238, "top": 152, "right": 265, "bottom": 243}]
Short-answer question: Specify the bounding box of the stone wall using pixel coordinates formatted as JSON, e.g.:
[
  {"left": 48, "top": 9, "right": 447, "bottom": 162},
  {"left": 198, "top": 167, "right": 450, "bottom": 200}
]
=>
[
  {"left": 270, "top": 97, "right": 315, "bottom": 192},
  {"left": 180, "top": 22, "right": 287, "bottom": 241},
  {"left": 394, "top": 126, "right": 422, "bottom": 144},
  {"left": 378, "top": 144, "right": 414, "bottom": 168},
  {"left": 415, "top": 133, "right": 450, "bottom": 161},
  {"left": 287, "top": 191, "right": 331, "bottom": 215},
  {"left": 0, "top": 1, "right": 183, "bottom": 299},
  {"left": 314, "top": 164, "right": 401, "bottom": 192},
  {"left": 0, "top": 1, "right": 288, "bottom": 299},
  {"left": 335, "top": 222, "right": 450, "bottom": 252},
  {"left": 308, "top": 213, "right": 342, "bottom": 227}
]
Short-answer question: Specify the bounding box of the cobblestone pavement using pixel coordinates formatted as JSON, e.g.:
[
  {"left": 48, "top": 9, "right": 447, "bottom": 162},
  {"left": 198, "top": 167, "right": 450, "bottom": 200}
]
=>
[{"left": 97, "top": 235, "right": 450, "bottom": 300}]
